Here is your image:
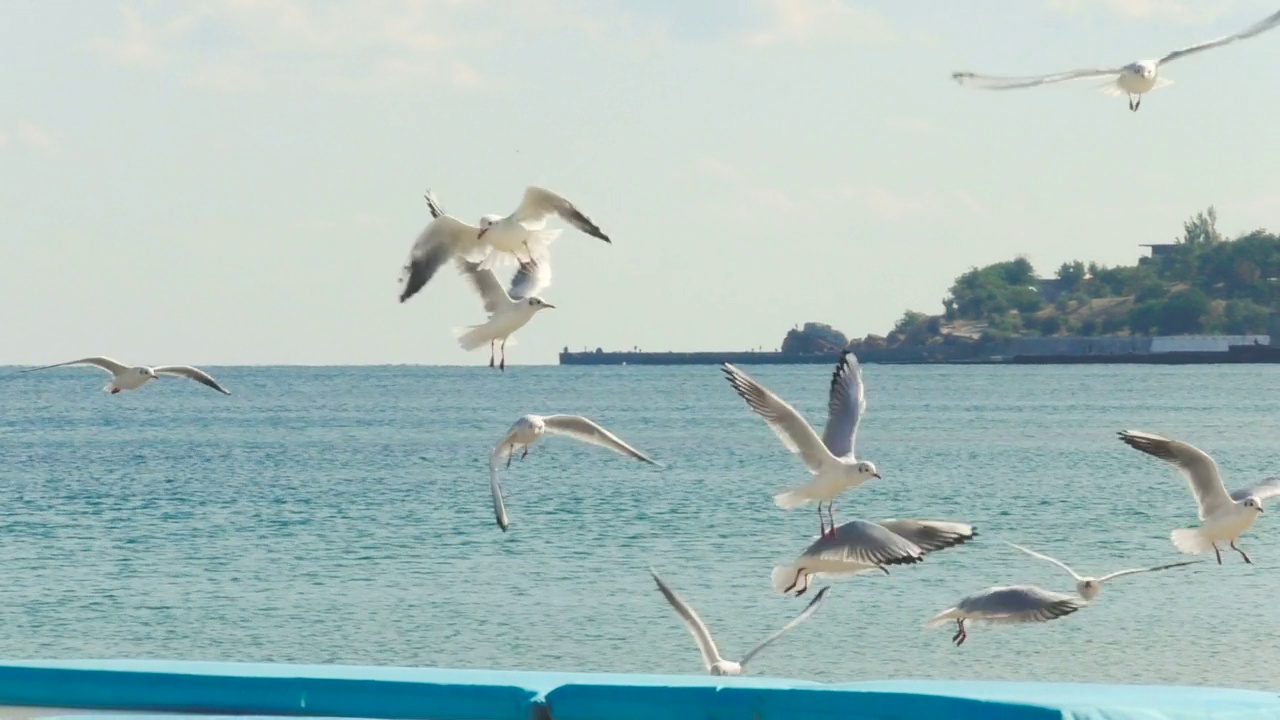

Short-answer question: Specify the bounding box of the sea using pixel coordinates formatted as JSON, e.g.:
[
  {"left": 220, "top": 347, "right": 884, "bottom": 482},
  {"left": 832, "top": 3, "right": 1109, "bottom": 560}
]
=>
[{"left": 0, "top": 363, "right": 1277, "bottom": 689}]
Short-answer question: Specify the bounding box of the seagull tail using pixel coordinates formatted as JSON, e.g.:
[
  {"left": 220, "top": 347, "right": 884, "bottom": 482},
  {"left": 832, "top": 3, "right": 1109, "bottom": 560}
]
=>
[
  {"left": 772, "top": 487, "right": 812, "bottom": 510},
  {"left": 926, "top": 607, "right": 961, "bottom": 628},
  {"left": 770, "top": 565, "right": 808, "bottom": 596},
  {"left": 1170, "top": 527, "right": 1212, "bottom": 556}
]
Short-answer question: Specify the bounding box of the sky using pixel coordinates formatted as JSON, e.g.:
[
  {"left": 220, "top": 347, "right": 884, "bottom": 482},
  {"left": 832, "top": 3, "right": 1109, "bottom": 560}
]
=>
[{"left": 2, "top": 0, "right": 1279, "bottom": 366}]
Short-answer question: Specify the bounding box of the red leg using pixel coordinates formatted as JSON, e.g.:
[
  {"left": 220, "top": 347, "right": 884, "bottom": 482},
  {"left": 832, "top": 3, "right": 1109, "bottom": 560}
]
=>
[
  {"left": 1231, "top": 540, "right": 1252, "bottom": 564},
  {"left": 110, "top": 388, "right": 121, "bottom": 394},
  {"left": 499, "top": 339, "right": 507, "bottom": 372},
  {"left": 826, "top": 502, "right": 836, "bottom": 537}
]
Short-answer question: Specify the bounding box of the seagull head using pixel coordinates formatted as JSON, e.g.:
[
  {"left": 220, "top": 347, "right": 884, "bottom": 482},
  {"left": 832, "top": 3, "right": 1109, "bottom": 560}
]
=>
[
  {"left": 526, "top": 296, "right": 556, "bottom": 311},
  {"left": 1076, "top": 578, "right": 1101, "bottom": 601},
  {"left": 137, "top": 367, "right": 158, "bottom": 379},
  {"left": 476, "top": 215, "right": 501, "bottom": 240},
  {"left": 1129, "top": 61, "right": 1157, "bottom": 80},
  {"left": 856, "top": 461, "right": 880, "bottom": 480},
  {"left": 1242, "top": 496, "right": 1264, "bottom": 514}
]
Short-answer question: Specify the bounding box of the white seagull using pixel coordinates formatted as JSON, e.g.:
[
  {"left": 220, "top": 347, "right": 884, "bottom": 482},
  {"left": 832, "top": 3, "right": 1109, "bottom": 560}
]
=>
[
  {"left": 721, "top": 351, "right": 879, "bottom": 537},
  {"left": 453, "top": 257, "right": 556, "bottom": 371},
  {"left": 1119, "top": 430, "right": 1280, "bottom": 564},
  {"left": 23, "top": 357, "right": 231, "bottom": 395},
  {"left": 487, "top": 414, "right": 658, "bottom": 531},
  {"left": 771, "top": 518, "right": 975, "bottom": 597},
  {"left": 927, "top": 585, "right": 1088, "bottom": 647},
  {"left": 1006, "top": 542, "right": 1199, "bottom": 601},
  {"left": 951, "top": 8, "right": 1280, "bottom": 111},
  {"left": 650, "top": 568, "right": 829, "bottom": 676},
  {"left": 398, "top": 186, "right": 610, "bottom": 303}
]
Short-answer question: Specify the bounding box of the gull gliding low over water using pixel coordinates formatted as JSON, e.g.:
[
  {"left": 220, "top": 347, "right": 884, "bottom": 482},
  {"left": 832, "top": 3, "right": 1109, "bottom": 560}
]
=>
[
  {"left": 771, "top": 518, "right": 976, "bottom": 597},
  {"left": 721, "top": 351, "right": 879, "bottom": 538},
  {"left": 1118, "top": 430, "right": 1280, "bottom": 564},
  {"left": 23, "top": 357, "right": 231, "bottom": 395},
  {"left": 398, "top": 186, "right": 610, "bottom": 303},
  {"left": 453, "top": 257, "right": 555, "bottom": 371},
  {"left": 1005, "top": 542, "right": 1199, "bottom": 601},
  {"left": 650, "top": 568, "right": 829, "bottom": 676},
  {"left": 952, "top": 8, "right": 1280, "bottom": 111},
  {"left": 927, "top": 585, "right": 1088, "bottom": 647},
  {"left": 487, "top": 414, "right": 658, "bottom": 531}
]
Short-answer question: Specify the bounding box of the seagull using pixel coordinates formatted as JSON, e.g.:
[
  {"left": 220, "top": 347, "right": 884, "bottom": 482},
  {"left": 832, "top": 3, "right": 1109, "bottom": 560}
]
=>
[
  {"left": 951, "top": 8, "right": 1280, "bottom": 111},
  {"left": 453, "top": 257, "right": 555, "bottom": 371},
  {"left": 721, "top": 351, "right": 879, "bottom": 537},
  {"left": 22, "top": 357, "right": 231, "bottom": 395},
  {"left": 926, "top": 585, "right": 1088, "bottom": 647},
  {"left": 1118, "top": 430, "right": 1280, "bottom": 564},
  {"left": 1005, "top": 542, "right": 1199, "bottom": 601},
  {"left": 487, "top": 414, "right": 658, "bottom": 531},
  {"left": 398, "top": 186, "right": 610, "bottom": 303},
  {"left": 771, "top": 518, "right": 976, "bottom": 597},
  {"left": 650, "top": 568, "right": 829, "bottom": 676}
]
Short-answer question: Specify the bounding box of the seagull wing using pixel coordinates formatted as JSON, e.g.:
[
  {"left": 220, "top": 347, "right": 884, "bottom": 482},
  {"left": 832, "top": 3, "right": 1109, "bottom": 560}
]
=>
[
  {"left": 876, "top": 519, "right": 976, "bottom": 554},
  {"left": 152, "top": 366, "right": 232, "bottom": 395},
  {"left": 1230, "top": 476, "right": 1280, "bottom": 502},
  {"left": 1158, "top": 9, "right": 1280, "bottom": 66},
  {"left": 1118, "top": 430, "right": 1234, "bottom": 520},
  {"left": 802, "top": 519, "right": 925, "bottom": 567},
  {"left": 540, "top": 415, "right": 658, "bottom": 464},
  {"left": 958, "top": 585, "right": 1087, "bottom": 624},
  {"left": 739, "top": 586, "right": 830, "bottom": 668},
  {"left": 951, "top": 67, "right": 1123, "bottom": 90},
  {"left": 1097, "top": 560, "right": 1200, "bottom": 584},
  {"left": 511, "top": 186, "right": 611, "bottom": 243},
  {"left": 455, "top": 257, "right": 513, "bottom": 314},
  {"left": 508, "top": 257, "right": 552, "bottom": 301},
  {"left": 649, "top": 569, "right": 724, "bottom": 670},
  {"left": 398, "top": 215, "right": 482, "bottom": 304},
  {"left": 821, "top": 350, "right": 866, "bottom": 459},
  {"left": 486, "top": 451, "right": 510, "bottom": 532},
  {"left": 721, "top": 363, "right": 837, "bottom": 474},
  {"left": 423, "top": 189, "right": 446, "bottom": 219},
  {"left": 1005, "top": 542, "right": 1083, "bottom": 582},
  {"left": 24, "top": 356, "right": 130, "bottom": 375}
]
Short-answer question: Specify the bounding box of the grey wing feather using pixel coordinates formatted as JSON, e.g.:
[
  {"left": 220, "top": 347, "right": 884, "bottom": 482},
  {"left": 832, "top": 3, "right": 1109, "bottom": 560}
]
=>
[
  {"left": 1231, "top": 476, "right": 1280, "bottom": 502},
  {"left": 739, "top": 586, "right": 830, "bottom": 668},
  {"left": 1118, "top": 430, "right": 1233, "bottom": 520},
  {"left": 1159, "top": 9, "right": 1280, "bottom": 65},
  {"left": 423, "top": 189, "right": 446, "bottom": 219},
  {"left": 801, "top": 519, "right": 925, "bottom": 567},
  {"left": 508, "top": 257, "right": 552, "bottom": 301},
  {"left": 951, "top": 67, "right": 1122, "bottom": 90},
  {"left": 513, "top": 186, "right": 612, "bottom": 243},
  {"left": 876, "top": 519, "right": 976, "bottom": 554},
  {"left": 24, "top": 356, "right": 129, "bottom": 375},
  {"left": 152, "top": 365, "right": 231, "bottom": 395},
  {"left": 398, "top": 215, "right": 480, "bottom": 304},
  {"left": 541, "top": 415, "right": 657, "bottom": 464},
  {"left": 959, "top": 585, "right": 1086, "bottom": 623},
  {"left": 649, "top": 569, "right": 722, "bottom": 670},
  {"left": 821, "top": 350, "right": 866, "bottom": 458},
  {"left": 455, "top": 257, "right": 512, "bottom": 313}
]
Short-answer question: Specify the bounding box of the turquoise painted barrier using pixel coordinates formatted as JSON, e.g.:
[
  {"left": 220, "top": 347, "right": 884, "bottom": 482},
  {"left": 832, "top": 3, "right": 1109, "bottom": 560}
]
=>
[{"left": 0, "top": 660, "right": 1277, "bottom": 720}]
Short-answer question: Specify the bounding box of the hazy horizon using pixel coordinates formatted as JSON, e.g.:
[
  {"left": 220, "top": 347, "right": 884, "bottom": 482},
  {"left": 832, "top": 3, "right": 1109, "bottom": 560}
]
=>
[{"left": 4, "top": 0, "right": 1279, "bottom": 366}]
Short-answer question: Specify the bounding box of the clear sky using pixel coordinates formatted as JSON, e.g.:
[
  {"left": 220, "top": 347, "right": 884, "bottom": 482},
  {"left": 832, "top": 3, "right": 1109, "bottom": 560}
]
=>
[{"left": 3, "top": 0, "right": 1278, "bottom": 366}]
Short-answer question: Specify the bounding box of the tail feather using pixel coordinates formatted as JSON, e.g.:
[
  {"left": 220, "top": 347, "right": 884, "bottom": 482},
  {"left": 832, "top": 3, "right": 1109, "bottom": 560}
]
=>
[
  {"left": 773, "top": 487, "right": 812, "bottom": 510},
  {"left": 453, "top": 325, "right": 491, "bottom": 351},
  {"left": 926, "top": 607, "right": 961, "bottom": 628},
  {"left": 1171, "top": 527, "right": 1211, "bottom": 555}
]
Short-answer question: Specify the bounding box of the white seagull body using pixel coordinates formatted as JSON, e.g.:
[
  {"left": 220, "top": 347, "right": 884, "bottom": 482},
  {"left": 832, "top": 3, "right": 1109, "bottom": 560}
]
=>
[
  {"left": 453, "top": 257, "right": 555, "bottom": 371},
  {"left": 487, "top": 413, "right": 658, "bottom": 531},
  {"left": 722, "top": 351, "right": 879, "bottom": 537},
  {"left": 952, "top": 8, "right": 1280, "bottom": 111},
  {"left": 771, "top": 518, "right": 975, "bottom": 597},
  {"left": 1118, "top": 430, "right": 1280, "bottom": 564},
  {"left": 650, "top": 568, "right": 829, "bottom": 676},
  {"left": 23, "top": 357, "right": 231, "bottom": 395},
  {"left": 927, "top": 585, "right": 1088, "bottom": 647},
  {"left": 1005, "top": 542, "right": 1199, "bottom": 601},
  {"left": 398, "top": 186, "right": 610, "bottom": 303}
]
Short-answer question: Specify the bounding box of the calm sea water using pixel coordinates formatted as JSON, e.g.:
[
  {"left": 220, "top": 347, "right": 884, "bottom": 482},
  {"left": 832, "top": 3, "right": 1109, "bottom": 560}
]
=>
[{"left": 0, "top": 363, "right": 1278, "bottom": 689}]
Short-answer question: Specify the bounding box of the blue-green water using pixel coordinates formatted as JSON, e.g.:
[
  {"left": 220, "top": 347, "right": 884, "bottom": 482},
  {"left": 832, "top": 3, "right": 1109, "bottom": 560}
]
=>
[{"left": 0, "top": 364, "right": 1277, "bottom": 688}]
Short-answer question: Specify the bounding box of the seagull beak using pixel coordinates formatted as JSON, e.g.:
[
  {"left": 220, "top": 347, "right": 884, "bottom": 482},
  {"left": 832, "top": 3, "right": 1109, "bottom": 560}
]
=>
[
  {"left": 543, "top": 302, "right": 556, "bottom": 309},
  {"left": 477, "top": 227, "right": 489, "bottom": 239},
  {"left": 872, "top": 473, "right": 882, "bottom": 479}
]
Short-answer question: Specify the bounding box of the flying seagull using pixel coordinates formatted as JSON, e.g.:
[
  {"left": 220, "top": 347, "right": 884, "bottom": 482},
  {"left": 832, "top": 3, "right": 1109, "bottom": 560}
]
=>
[
  {"left": 1118, "top": 430, "right": 1280, "bottom": 564},
  {"left": 398, "top": 186, "right": 610, "bottom": 303},
  {"left": 650, "top": 568, "right": 829, "bottom": 676},
  {"left": 453, "top": 257, "right": 555, "bottom": 371},
  {"left": 1006, "top": 542, "right": 1199, "bottom": 601},
  {"left": 951, "top": 8, "right": 1280, "bottom": 111},
  {"left": 722, "top": 351, "right": 879, "bottom": 537},
  {"left": 487, "top": 414, "right": 658, "bottom": 531},
  {"left": 23, "top": 357, "right": 230, "bottom": 395},
  {"left": 927, "top": 585, "right": 1087, "bottom": 647}
]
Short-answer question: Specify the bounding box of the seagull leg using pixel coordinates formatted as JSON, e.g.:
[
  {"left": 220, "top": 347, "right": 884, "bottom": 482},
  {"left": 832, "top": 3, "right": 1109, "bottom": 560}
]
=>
[
  {"left": 1231, "top": 540, "right": 1253, "bottom": 564},
  {"left": 817, "top": 502, "right": 826, "bottom": 537},
  {"left": 488, "top": 341, "right": 495, "bottom": 368},
  {"left": 952, "top": 619, "right": 967, "bottom": 646},
  {"left": 506, "top": 445, "right": 515, "bottom": 469},
  {"left": 520, "top": 445, "right": 530, "bottom": 461},
  {"left": 1212, "top": 544, "right": 1222, "bottom": 565},
  {"left": 826, "top": 502, "right": 837, "bottom": 537},
  {"left": 521, "top": 240, "right": 533, "bottom": 263},
  {"left": 499, "top": 339, "right": 507, "bottom": 372}
]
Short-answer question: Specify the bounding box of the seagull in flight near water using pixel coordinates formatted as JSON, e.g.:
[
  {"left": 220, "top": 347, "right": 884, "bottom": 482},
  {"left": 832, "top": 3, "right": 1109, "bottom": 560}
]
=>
[
  {"left": 952, "top": 8, "right": 1280, "bottom": 111},
  {"left": 452, "top": 256, "right": 555, "bottom": 371},
  {"left": 1005, "top": 542, "right": 1199, "bottom": 601},
  {"left": 22, "top": 357, "right": 231, "bottom": 395},
  {"left": 397, "top": 186, "right": 611, "bottom": 303}
]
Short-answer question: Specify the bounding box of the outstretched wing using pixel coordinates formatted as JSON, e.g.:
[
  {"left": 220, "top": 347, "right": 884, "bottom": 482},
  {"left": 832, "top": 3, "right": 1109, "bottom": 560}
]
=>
[
  {"left": 721, "top": 363, "right": 835, "bottom": 474},
  {"left": 455, "top": 257, "right": 513, "bottom": 314},
  {"left": 951, "top": 67, "right": 1122, "bottom": 91},
  {"left": 739, "top": 586, "right": 830, "bottom": 668},
  {"left": 1118, "top": 430, "right": 1234, "bottom": 521},
  {"left": 512, "top": 186, "right": 612, "bottom": 243},
  {"left": 1159, "top": 9, "right": 1280, "bottom": 66},
  {"left": 1097, "top": 560, "right": 1200, "bottom": 584},
  {"left": 399, "top": 215, "right": 482, "bottom": 304},
  {"left": 1230, "top": 476, "right": 1280, "bottom": 502},
  {"left": 540, "top": 415, "right": 657, "bottom": 464},
  {"left": 876, "top": 519, "right": 976, "bottom": 555},
  {"left": 650, "top": 569, "right": 723, "bottom": 671},
  {"left": 1005, "top": 542, "right": 1082, "bottom": 582},
  {"left": 24, "top": 356, "right": 129, "bottom": 376},
  {"left": 152, "top": 365, "right": 231, "bottom": 395},
  {"left": 486, "top": 451, "right": 510, "bottom": 532},
  {"left": 821, "top": 350, "right": 866, "bottom": 459}
]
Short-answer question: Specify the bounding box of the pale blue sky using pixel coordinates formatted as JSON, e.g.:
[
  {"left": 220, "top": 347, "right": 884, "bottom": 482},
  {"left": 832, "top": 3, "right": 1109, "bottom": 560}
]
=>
[{"left": 3, "top": 0, "right": 1278, "bottom": 365}]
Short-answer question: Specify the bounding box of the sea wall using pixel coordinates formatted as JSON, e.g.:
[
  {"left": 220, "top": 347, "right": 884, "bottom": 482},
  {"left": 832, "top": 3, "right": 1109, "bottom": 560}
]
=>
[{"left": 1, "top": 660, "right": 1278, "bottom": 720}]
